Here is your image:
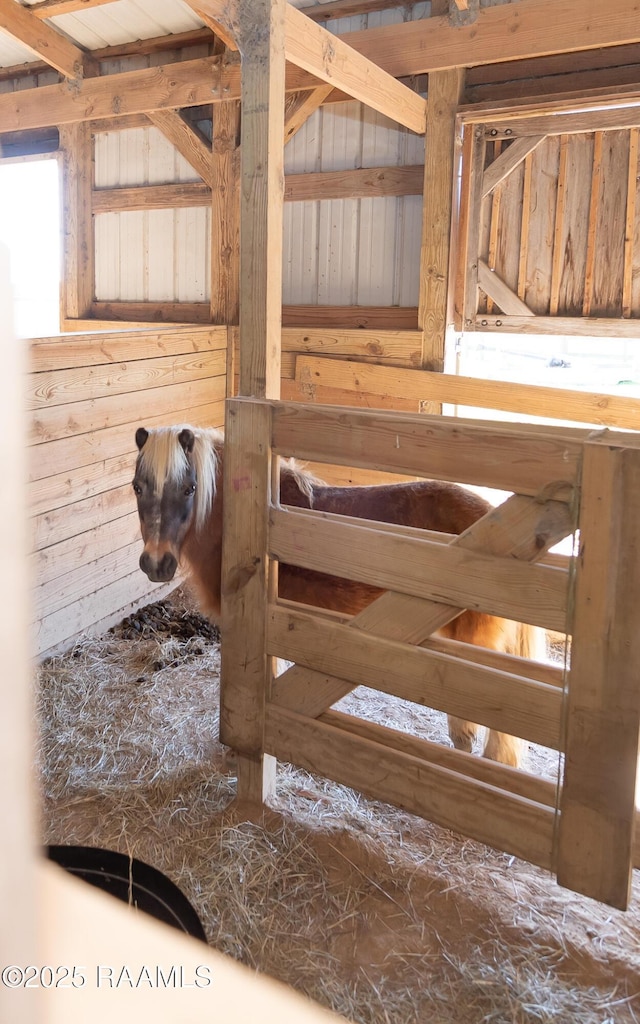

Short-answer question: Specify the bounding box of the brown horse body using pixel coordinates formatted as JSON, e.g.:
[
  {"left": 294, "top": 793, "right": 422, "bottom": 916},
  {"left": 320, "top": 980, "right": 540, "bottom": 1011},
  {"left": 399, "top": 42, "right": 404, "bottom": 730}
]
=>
[{"left": 133, "top": 424, "right": 536, "bottom": 767}]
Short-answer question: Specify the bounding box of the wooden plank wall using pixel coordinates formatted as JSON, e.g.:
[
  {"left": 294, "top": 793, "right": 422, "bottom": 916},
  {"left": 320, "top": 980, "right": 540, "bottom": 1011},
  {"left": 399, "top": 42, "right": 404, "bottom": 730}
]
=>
[
  {"left": 29, "top": 324, "right": 227, "bottom": 657},
  {"left": 477, "top": 130, "right": 640, "bottom": 321}
]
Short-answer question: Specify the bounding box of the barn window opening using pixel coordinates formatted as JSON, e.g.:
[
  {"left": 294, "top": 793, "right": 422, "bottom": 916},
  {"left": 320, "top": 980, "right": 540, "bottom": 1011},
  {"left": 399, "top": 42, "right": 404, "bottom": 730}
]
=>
[{"left": 0, "top": 157, "right": 61, "bottom": 338}]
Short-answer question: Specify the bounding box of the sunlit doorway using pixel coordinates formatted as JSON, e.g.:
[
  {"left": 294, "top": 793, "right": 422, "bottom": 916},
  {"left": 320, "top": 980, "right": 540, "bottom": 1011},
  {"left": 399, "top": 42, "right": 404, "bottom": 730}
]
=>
[{"left": 0, "top": 157, "right": 61, "bottom": 338}]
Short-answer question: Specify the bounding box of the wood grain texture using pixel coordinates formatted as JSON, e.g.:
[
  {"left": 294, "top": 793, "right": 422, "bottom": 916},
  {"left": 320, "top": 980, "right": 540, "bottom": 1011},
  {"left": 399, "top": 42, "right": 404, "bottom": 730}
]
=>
[
  {"left": 557, "top": 439, "right": 640, "bottom": 909},
  {"left": 294, "top": 356, "right": 640, "bottom": 430},
  {"left": 265, "top": 705, "right": 556, "bottom": 869},
  {"left": 419, "top": 69, "right": 464, "bottom": 370},
  {"left": 284, "top": 3, "right": 426, "bottom": 135}
]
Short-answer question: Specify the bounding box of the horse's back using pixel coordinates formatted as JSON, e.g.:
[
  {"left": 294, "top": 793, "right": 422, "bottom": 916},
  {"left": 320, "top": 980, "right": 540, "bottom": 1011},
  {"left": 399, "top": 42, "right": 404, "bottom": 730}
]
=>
[{"left": 279, "top": 474, "right": 491, "bottom": 536}]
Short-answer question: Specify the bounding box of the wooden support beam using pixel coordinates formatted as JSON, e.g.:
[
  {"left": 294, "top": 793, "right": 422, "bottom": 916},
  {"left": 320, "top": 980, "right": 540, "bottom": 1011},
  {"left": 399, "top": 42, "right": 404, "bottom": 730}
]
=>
[
  {"left": 481, "top": 136, "right": 546, "bottom": 198},
  {"left": 147, "top": 110, "right": 213, "bottom": 188},
  {"left": 284, "top": 3, "right": 427, "bottom": 135},
  {"left": 91, "top": 165, "right": 424, "bottom": 212},
  {"left": 483, "top": 104, "right": 640, "bottom": 138},
  {"left": 335, "top": 0, "right": 640, "bottom": 78},
  {"left": 0, "top": 0, "right": 90, "bottom": 79},
  {"left": 284, "top": 86, "right": 332, "bottom": 146},
  {"left": 235, "top": 0, "right": 286, "bottom": 399},
  {"left": 485, "top": 140, "right": 502, "bottom": 315},
  {"left": 419, "top": 68, "right": 464, "bottom": 372},
  {"left": 478, "top": 260, "right": 533, "bottom": 315},
  {"left": 59, "top": 123, "right": 94, "bottom": 323},
  {"left": 0, "top": 55, "right": 234, "bottom": 133},
  {"left": 557, "top": 437, "right": 640, "bottom": 909},
  {"left": 211, "top": 101, "right": 240, "bottom": 325},
  {"left": 213, "top": 0, "right": 287, "bottom": 803}
]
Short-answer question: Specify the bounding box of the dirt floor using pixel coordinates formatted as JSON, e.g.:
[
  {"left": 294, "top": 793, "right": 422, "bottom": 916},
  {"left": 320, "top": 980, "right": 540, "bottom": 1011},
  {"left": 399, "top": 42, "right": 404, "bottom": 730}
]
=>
[{"left": 36, "top": 587, "right": 640, "bottom": 1024}]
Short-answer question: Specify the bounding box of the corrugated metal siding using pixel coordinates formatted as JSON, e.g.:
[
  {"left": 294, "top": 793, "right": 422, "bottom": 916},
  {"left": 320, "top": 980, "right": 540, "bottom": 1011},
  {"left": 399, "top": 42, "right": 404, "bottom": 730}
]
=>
[
  {"left": 95, "top": 125, "right": 208, "bottom": 302},
  {"left": 88, "top": 4, "right": 427, "bottom": 308},
  {"left": 282, "top": 5, "right": 427, "bottom": 306}
]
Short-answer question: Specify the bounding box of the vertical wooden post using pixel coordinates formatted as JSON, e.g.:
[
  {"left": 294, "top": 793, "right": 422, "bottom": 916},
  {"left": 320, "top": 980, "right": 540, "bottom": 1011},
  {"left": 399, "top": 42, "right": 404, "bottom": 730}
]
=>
[
  {"left": 557, "top": 436, "right": 640, "bottom": 908},
  {"left": 419, "top": 68, "right": 464, "bottom": 373},
  {"left": 211, "top": 100, "right": 241, "bottom": 326},
  {"left": 219, "top": 399, "right": 275, "bottom": 802},
  {"left": 59, "top": 122, "right": 94, "bottom": 324},
  {"left": 219, "top": 0, "right": 286, "bottom": 802},
  {"left": 454, "top": 122, "right": 485, "bottom": 333},
  {"left": 237, "top": 0, "right": 286, "bottom": 400}
]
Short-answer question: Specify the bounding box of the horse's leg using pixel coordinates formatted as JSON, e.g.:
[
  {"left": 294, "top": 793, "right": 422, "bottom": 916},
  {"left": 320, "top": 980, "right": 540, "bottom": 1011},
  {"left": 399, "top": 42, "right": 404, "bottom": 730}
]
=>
[
  {"left": 446, "top": 717, "right": 481, "bottom": 753},
  {"left": 440, "top": 611, "right": 534, "bottom": 768}
]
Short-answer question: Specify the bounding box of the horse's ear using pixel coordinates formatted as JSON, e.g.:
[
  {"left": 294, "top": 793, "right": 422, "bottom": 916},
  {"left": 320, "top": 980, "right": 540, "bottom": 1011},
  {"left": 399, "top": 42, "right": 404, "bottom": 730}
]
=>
[
  {"left": 135, "top": 427, "right": 149, "bottom": 451},
  {"left": 178, "top": 428, "right": 195, "bottom": 455}
]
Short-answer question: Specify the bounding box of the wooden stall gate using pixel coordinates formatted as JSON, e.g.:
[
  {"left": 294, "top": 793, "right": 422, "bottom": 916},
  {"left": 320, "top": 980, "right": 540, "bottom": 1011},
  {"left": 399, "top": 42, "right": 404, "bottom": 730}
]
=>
[{"left": 220, "top": 396, "right": 640, "bottom": 911}]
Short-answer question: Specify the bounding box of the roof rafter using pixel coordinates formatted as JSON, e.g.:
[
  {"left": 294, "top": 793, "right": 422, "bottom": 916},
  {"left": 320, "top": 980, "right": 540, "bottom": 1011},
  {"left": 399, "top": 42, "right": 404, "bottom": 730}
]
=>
[{"left": 0, "top": 0, "right": 91, "bottom": 78}]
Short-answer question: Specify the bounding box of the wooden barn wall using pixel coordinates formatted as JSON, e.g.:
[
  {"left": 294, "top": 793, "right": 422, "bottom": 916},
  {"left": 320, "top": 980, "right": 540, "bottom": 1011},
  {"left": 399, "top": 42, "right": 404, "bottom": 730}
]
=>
[
  {"left": 478, "top": 130, "right": 640, "bottom": 320},
  {"left": 29, "top": 324, "right": 226, "bottom": 658}
]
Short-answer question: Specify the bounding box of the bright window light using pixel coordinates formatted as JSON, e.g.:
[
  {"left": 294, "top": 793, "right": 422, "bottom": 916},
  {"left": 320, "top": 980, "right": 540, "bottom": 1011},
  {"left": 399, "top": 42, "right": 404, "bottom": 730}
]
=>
[{"left": 0, "top": 158, "right": 61, "bottom": 338}]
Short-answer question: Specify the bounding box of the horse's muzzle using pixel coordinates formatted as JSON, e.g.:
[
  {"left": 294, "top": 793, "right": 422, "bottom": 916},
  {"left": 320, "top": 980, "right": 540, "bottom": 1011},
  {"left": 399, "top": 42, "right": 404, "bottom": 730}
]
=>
[{"left": 139, "top": 550, "right": 178, "bottom": 582}]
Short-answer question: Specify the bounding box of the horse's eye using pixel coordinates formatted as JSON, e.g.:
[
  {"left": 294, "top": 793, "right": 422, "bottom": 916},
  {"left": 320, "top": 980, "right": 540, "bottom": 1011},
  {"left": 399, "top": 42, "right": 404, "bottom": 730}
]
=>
[
  {"left": 185, "top": 483, "right": 196, "bottom": 496},
  {"left": 132, "top": 482, "right": 142, "bottom": 496}
]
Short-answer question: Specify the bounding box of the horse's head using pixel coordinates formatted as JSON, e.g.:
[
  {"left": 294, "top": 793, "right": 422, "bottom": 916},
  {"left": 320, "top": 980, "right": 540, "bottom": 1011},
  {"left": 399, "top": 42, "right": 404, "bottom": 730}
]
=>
[{"left": 132, "top": 425, "right": 200, "bottom": 583}]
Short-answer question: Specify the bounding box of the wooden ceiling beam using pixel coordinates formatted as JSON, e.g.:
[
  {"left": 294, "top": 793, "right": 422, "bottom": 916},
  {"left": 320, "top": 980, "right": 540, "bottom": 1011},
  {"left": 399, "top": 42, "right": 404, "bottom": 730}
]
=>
[
  {"left": 0, "top": 0, "right": 91, "bottom": 79},
  {"left": 284, "top": 3, "right": 426, "bottom": 133},
  {"left": 336, "top": 0, "right": 640, "bottom": 77},
  {"left": 0, "top": 53, "right": 237, "bottom": 132}
]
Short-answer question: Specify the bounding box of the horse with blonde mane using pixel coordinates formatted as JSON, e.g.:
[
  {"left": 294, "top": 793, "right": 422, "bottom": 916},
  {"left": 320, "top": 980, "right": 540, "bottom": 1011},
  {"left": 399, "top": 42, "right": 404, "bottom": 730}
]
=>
[{"left": 133, "top": 424, "right": 537, "bottom": 767}]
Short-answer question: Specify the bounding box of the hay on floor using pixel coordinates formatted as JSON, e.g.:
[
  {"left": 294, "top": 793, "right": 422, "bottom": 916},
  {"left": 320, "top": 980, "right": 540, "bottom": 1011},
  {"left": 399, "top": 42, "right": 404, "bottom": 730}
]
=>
[{"left": 36, "top": 589, "right": 640, "bottom": 1024}]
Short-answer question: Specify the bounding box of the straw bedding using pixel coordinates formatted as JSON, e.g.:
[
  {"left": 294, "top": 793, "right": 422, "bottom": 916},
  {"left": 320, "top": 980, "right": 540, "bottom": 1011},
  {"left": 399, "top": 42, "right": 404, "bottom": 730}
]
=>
[{"left": 36, "top": 588, "right": 640, "bottom": 1023}]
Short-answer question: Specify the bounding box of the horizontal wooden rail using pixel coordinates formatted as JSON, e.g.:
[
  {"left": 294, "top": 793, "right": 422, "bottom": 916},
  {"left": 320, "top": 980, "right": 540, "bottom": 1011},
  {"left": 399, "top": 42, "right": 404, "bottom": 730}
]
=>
[
  {"left": 474, "top": 315, "right": 640, "bottom": 338},
  {"left": 295, "top": 356, "right": 640, "bottom": 431},
  {"left": 270, "top": 507, "right": 569, "bottom": 631},
  {"left": 270, "top": 400, "right": 584, "bottom": 496},
  {"left": 265, "top": 705, "right": 556, "bottom": 869},
  {"left": 321, "top": 709, "right": 559, "bottom": 808},
  {"left": 268, "top": 605, "right": 564, "bottom": 750}
]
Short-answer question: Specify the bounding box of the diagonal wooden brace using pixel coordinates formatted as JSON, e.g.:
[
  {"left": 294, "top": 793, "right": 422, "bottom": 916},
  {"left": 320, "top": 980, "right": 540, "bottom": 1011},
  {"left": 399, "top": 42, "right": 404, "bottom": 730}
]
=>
[{"left": 270, "top": 493, "right": 574, "bottom": 717}]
